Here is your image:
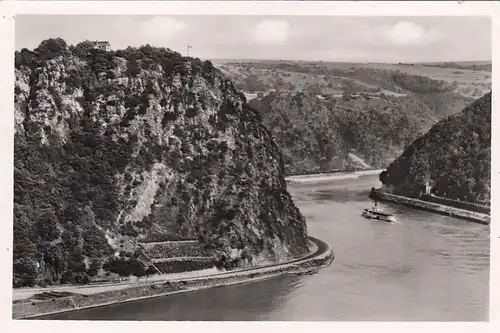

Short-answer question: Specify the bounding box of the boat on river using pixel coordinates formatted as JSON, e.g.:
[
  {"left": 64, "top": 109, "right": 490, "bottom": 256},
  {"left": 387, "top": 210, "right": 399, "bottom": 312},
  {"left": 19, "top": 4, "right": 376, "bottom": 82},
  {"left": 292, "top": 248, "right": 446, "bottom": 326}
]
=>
[{"left": 362, "top": 206, "right": 396, "bottom": 222}]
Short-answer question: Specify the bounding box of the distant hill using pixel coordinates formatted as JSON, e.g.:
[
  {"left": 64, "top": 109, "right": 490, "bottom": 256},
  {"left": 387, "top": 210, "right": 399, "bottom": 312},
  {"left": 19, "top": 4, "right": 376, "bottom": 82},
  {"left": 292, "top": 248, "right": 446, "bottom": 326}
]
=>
[
  {"left": 218, "top": 60, "right": 488, "bottom": 176},
  {"left": 248, "top": 90, "right": 472, "bottom": 175},
  {"left": 380, "top": 92, "right": 491, "bottom": 202},
  {"left": 216, "top": 60, "right": 491, "bottom": 100}
]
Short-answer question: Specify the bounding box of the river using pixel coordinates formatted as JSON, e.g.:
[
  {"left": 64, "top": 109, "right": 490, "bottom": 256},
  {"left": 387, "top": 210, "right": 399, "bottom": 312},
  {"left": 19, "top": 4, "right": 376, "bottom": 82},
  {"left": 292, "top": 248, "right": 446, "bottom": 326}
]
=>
[{"left": 39, "top": 174, "right": 490, "bottom": 321}]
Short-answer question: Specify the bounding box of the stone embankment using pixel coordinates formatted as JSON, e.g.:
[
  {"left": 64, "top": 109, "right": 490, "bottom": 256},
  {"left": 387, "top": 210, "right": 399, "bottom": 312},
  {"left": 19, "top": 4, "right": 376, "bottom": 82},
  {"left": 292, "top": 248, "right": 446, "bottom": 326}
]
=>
[
  {"left": 13, "top": 236, "right": 333, "bottom": 319},
  {"left": 371, "top": 190, "right": 490, "bottom": 225}
]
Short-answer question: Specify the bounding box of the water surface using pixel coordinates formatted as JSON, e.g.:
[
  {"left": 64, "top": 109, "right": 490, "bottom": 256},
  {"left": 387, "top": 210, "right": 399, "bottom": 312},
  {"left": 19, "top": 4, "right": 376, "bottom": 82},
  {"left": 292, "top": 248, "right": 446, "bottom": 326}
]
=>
[{"left": 40, "top": 174, "right": 490, "bottom": 321}]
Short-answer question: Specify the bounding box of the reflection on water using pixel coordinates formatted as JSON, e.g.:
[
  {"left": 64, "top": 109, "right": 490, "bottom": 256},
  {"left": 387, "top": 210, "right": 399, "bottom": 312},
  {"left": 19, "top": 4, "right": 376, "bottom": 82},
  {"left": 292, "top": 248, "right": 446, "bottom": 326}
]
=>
[
  {"left": 38, "top": 175, "right": 490, "bottom": 321},
  {"left": 308, "top": 188, "right": 371, "bottom": 203}
]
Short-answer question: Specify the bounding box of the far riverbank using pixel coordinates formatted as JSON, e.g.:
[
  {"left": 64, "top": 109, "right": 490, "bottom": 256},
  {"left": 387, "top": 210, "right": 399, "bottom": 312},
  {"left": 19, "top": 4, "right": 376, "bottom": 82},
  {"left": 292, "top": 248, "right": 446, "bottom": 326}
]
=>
[
  {"left": 286, "top": 169, "right": 384, "bottom": 184},
  {"left": 286, "top": 169, "right": 490, "bottom": 225},
  {"left": 13, "top": 236, "right": 333, "bottom": 319}
]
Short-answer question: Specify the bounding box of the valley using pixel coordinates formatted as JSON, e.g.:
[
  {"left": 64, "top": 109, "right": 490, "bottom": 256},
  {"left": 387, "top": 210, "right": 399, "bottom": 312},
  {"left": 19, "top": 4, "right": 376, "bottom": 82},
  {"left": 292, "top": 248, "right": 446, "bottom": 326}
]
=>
[{"left": 11, "top": 13, "right": 492, "bottom": 323}]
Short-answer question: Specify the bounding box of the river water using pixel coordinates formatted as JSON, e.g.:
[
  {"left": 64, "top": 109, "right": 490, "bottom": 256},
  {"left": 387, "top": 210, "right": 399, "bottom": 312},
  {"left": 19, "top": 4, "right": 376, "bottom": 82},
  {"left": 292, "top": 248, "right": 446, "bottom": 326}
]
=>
[{"left": 41, "top": 174, "right": 490, "bottom": 321}]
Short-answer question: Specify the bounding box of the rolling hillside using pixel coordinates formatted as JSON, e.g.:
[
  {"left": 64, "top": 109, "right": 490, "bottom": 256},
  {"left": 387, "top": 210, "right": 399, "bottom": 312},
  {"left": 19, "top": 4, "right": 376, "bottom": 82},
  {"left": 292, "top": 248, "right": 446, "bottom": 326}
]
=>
[
  {"left": 216, "top": 60, "right": 491, "bottom": 99},
  {"left": 218, "top": 60, "right": 490, "bottom": 175}
]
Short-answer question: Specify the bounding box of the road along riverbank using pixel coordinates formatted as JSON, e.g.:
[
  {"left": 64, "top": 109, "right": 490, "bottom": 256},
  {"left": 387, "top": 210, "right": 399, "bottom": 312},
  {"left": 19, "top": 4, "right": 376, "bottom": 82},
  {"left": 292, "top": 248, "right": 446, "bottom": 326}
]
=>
[
  {"left": 371, "top": 190, "right": 490, "bottom": 225},
  {"left": 13, "top": 236, "right": 333, "bottom": 319}
]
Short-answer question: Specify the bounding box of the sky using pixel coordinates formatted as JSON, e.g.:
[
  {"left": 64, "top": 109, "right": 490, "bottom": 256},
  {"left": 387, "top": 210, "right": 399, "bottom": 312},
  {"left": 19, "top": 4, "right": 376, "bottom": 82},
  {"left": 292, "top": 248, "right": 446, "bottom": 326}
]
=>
[{"left": 15, "top": 15, "right": 491, "bottom": 63}]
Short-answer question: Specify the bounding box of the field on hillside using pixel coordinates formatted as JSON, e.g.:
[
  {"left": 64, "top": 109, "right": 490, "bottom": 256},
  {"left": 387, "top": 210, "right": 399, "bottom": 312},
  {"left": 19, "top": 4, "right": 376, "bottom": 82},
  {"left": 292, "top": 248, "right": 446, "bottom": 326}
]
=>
[{"left": 214, "top": 60, "right": 491, "bottom": 99}]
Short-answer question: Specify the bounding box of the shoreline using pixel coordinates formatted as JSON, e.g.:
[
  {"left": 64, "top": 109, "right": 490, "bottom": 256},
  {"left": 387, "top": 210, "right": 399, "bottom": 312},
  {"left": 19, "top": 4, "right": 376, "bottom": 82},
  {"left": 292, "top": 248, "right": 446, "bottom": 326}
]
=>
[
  {"left": 284, "top": 169, "right": 489, "bottom": 225},
  {"left": 24, "top": 271, "right": 291, "bottom": 320},
  {"left": 371, "top": 190, "right": 490, "bottom": 225},
  {"left": 13, "top": 236, "right": 333, "bottom": 319}
]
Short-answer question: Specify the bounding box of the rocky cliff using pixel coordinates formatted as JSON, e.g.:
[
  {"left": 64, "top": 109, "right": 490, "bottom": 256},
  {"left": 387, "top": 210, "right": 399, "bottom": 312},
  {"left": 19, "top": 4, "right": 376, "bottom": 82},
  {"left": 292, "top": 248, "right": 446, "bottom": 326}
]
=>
[
  {"left": 380, "top": 92, "right": 491, "bottom": 202},
  {"left": 13, "top": 39, "right": 309, "bottom": 286}
]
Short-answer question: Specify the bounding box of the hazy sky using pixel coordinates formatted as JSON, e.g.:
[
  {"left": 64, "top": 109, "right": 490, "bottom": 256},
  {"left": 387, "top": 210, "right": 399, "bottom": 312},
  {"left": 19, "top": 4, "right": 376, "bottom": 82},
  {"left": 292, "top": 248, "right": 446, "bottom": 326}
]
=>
[{"left": 15, "top": 15, "right": 491, "bottom": 63}]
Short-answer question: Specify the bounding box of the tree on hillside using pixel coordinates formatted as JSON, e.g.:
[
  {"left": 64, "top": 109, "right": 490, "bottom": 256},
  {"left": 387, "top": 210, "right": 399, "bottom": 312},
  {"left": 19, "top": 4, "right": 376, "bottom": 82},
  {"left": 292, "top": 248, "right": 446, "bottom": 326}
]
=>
[{"left": 34, "top": 38, "right": 70, "bottom": 60}]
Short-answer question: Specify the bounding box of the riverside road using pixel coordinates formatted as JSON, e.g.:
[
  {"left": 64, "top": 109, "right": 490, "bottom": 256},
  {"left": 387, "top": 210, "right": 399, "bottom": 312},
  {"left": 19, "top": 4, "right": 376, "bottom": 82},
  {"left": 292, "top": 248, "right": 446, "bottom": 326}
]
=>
[{"left": 37, "top": 172, "right": 489, "bottom": 321}]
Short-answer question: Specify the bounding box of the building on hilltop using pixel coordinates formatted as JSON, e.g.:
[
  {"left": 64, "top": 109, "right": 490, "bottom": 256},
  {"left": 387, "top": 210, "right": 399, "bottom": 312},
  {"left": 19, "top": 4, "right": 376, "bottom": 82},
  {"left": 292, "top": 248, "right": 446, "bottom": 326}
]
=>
[{"left": 92, "top": 41, "right": 112, "bottom": 51}]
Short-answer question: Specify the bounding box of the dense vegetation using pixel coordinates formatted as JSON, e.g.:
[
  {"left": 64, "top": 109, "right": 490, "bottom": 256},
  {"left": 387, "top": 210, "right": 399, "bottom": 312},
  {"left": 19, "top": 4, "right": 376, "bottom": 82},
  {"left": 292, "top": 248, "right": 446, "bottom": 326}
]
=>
[
  {"left": 14, "top": 39, "right": 309, "bottom": 287},
  {"left": 248, "top": 90, "right": 472, "bottom": 175},
  {"left": 380, "top": 92, "right": 491, "bottom": 202},
  {"left": 14, "top": 39, "right": 213, "bottom": 286},
  {"left": 391, "top": 73, "right": 455, "bottom": 94}
]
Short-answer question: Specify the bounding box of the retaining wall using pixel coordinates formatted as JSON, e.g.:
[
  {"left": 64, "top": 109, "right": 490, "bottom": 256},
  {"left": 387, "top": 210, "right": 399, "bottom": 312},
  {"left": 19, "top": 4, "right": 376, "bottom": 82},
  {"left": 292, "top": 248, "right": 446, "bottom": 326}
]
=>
[
  {"left": 13, "top": 237, "right": 334, "bottom": 320},
  {"left": 420, "top": 194, "right": 490, "bottom": 214},
  {"left": 371, "top": 191, "right": 490, "bottom": 225}
]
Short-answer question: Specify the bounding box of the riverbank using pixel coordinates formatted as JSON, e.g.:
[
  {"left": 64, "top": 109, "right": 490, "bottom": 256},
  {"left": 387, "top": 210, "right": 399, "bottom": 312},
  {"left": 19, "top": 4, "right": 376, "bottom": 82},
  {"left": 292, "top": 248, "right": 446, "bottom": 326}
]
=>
[
  {"left": 13, "top": 236, "right": 333, "bottom": 319},
  {"left": 371, "top": 190, "right": 490, "bottom": 225},
  {"left": 286, "top": 169, "right": 384, "bottom": 184}
]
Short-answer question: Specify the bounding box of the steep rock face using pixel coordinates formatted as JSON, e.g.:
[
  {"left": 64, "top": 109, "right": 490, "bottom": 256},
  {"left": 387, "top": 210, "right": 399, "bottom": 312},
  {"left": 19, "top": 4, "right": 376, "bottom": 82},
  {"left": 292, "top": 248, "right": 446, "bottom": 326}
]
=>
[
  {"left": 380, "top": 92, "right": 491, "bottom": 202},
  {"left": 249, "top": 91, "right": 458, "bottom": 174},
  {"left": 13, "top": 40, "right": 309, "bottom": 286}
]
